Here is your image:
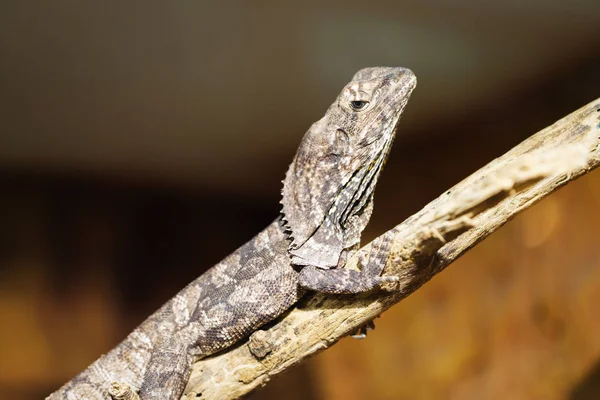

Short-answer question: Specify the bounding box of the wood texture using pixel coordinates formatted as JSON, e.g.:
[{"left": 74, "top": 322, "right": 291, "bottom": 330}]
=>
[{"left": 184, "top": 98, "right": 600, "bottom": 400}]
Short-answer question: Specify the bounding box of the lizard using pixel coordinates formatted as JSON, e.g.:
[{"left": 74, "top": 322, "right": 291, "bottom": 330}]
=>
[{"left": 47, "top": 66, "right": 417, "bottom": 400}]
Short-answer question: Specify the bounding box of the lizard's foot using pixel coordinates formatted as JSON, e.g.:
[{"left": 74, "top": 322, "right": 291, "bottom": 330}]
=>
[
  {"left": 299, "top": 241, "right": 394, "bottom": 294},
  {"left": 108, "top": 382, "right": 140, "bottom": 400},
  {"left": 248, "top": 329, "right": 274, "bottom": 359},
  {"left": 350, "top": 320, "right": 375, "bottom": 339}
]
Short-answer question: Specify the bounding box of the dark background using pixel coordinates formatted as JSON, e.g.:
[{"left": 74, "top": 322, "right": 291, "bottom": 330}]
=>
[{"left": 1, "top": 2, "right": 599, "bottom": 399}]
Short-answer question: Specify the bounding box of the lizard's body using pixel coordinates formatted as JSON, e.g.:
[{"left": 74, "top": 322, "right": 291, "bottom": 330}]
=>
[
  {"left": 50, "top": 220, "right": 300, "bottom": 399},
  {"left": 49, "top": 67, "right": 416, "bottom": 400}
]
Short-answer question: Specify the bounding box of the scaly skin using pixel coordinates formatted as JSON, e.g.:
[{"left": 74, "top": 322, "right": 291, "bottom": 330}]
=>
[{"left": 48, "top": 67, "right": 416, "bottom": 400}]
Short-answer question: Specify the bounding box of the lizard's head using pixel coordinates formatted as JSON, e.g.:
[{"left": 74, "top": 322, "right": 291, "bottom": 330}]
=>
[{"left": 281, "top": 67, "right": 416, "bottom": 268}]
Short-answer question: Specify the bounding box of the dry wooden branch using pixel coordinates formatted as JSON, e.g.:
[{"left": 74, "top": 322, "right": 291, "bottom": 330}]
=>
[{"left": 183, "top": 98, "right": 600, "bottom": 400}]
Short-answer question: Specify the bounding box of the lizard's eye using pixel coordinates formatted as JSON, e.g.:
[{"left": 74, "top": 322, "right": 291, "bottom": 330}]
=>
[{"left": 350, "top": 100, "right": 369, "bottom": 111}]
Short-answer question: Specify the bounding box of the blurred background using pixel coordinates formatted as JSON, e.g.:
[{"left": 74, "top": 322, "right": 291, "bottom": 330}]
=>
[{"left": 1, "top": 2, "right": 599, "bottom": 399}]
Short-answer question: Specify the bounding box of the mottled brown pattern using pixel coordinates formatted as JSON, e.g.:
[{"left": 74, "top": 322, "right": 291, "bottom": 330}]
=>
[{"left": 47, "top": 67, "right": 416, "bottom": 400}]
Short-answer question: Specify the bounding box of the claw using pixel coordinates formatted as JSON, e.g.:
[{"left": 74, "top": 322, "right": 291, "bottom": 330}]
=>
[{"left": 351, "top": 320, "right": 376, "bottom": 339}]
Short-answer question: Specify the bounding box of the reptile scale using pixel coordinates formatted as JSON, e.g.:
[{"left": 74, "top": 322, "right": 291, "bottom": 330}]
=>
[{"left": 49, "top": 67, "right": 417, "bottom": 399}]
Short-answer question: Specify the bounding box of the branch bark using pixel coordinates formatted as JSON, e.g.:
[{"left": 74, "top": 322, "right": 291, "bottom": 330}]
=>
[{"left": 183, "top": 98, "right": 600, "bottom": 400}]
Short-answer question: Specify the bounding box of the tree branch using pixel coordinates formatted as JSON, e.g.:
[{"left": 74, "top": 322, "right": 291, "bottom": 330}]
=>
[{"left": 183, "top": 98, "right": 600, "bottom": 400}]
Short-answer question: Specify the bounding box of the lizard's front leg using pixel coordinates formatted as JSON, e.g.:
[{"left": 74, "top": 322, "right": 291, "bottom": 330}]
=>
[{"left": 298, "top": 232, "right": 397, "bottom": 294}]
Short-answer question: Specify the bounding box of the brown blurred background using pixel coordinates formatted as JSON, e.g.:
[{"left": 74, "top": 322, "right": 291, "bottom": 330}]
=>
[{"left": 1, "top": 2, "right": 600, "bottom": 399}]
